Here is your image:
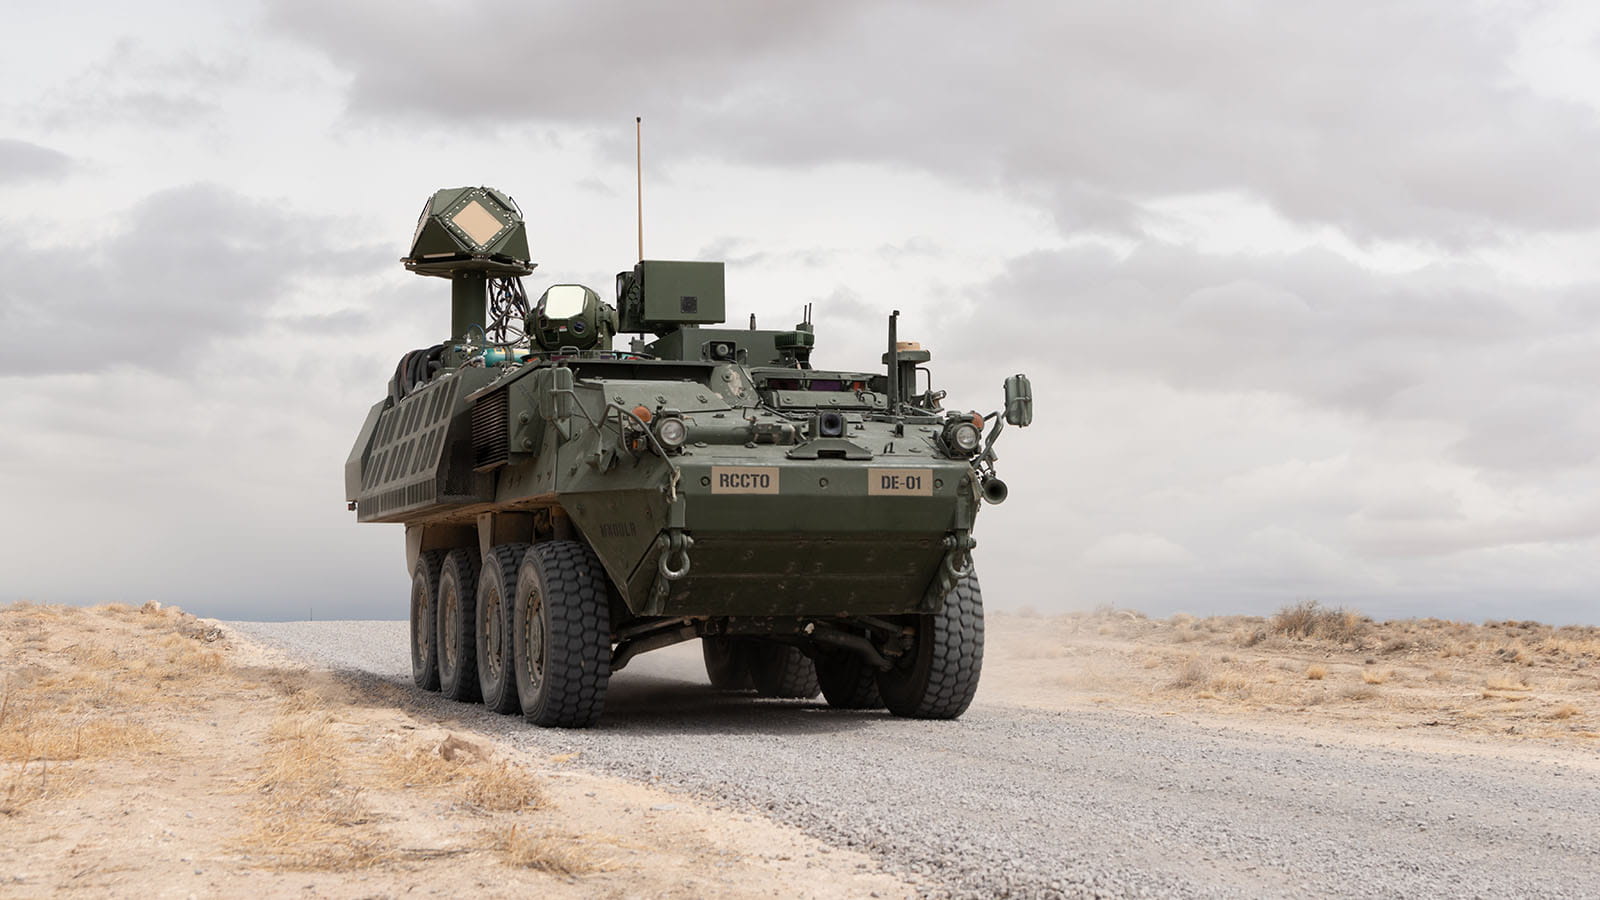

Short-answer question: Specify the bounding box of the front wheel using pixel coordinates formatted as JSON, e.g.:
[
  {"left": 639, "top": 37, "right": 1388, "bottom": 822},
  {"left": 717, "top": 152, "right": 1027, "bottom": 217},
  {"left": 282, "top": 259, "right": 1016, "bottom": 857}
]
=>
[
  {"left": 877, "top": 571, "right": 984, "bottom": 719},
  {"left": 512, "top": 541, "right": 612, "bottom": 728}
]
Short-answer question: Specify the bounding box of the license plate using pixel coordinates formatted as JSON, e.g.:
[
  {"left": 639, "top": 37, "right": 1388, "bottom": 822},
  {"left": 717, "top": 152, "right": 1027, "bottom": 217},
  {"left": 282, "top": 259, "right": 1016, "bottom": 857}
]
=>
[
  {"left": 710, "top": 466, "right": 780, "bottom": 494},
  {"left": 868, "top": 468, "right": 933, "bottom": 496}
]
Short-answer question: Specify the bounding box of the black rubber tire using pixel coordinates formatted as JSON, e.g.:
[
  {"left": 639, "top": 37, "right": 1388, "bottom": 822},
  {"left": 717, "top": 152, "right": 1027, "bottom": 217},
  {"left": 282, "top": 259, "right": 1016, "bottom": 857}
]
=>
[
  {"left": 410, "top": 549, "right": 447, "bottom": 691},
  {"left": 878, "top": 571, "right": 984, "bottom": 719},
  {"left": 702, "top": 637, "right": 753, "bottom": 690},
  {"left": 748, "top": 643, "right": 821, "bottom": 699},
  {"left": 476, "top": 542, "right": 530, "bottom": 715},
  {"left": 513, "top": 540, "right": 612, "bottom": 728},
  {"left": 816, "top": 649, "right": 885, "bottom": 709},
  {"left": 435, "top": 548, "right": 481, "bottom": 702}
]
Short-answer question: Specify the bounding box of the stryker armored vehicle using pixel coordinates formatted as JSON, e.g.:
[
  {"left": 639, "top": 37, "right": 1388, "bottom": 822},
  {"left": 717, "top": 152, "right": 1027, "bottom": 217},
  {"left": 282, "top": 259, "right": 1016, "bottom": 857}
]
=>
[{"left": 345, "top": 186, "right": 1032, "bottom": 727}]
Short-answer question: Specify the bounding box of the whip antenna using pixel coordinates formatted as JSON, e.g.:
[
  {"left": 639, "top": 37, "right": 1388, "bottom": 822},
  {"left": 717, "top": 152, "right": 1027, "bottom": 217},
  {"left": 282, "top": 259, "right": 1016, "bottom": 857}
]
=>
[{"left": 635, "top": 116, "right": 644, "bottom": 262}]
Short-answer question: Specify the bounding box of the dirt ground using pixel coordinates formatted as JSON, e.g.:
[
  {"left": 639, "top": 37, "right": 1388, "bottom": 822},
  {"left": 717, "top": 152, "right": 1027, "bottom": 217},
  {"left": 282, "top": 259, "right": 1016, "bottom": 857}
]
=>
[
  {"left": 0, "top": 603, "right": 910, "bottom": 899},
  {"left": 6, "top": 601, "right": 1597, "bottom": 898},
  {"left": 983, "top": 603, "right": 1600, "bottom": 760}
]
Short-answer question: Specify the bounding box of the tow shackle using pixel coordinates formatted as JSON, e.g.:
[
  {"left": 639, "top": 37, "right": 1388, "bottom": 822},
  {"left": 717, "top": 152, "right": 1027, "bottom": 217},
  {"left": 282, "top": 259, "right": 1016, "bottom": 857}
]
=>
[{"left": 657, "top": 529, "right": 694, "bottom": 581}]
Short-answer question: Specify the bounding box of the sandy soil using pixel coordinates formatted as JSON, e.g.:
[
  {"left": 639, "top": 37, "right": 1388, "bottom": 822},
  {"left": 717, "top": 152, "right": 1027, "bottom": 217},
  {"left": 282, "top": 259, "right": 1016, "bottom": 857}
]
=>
[
  {"left": 983, "top": 605, "right": 1600, "bottom": 765},
  {"left": 0, "top": 603, "right": 910, "bottom": 899}
]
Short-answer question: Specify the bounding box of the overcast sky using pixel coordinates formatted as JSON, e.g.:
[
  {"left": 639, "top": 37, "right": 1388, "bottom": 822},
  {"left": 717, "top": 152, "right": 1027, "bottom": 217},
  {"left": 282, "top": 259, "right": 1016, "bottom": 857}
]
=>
[{"left": 3, "top": 1, "right": 1598, "bottom": 624}]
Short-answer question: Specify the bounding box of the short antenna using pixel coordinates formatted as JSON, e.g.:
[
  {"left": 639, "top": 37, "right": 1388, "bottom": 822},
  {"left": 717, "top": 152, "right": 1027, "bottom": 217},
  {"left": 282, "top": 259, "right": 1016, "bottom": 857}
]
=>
[{"left": 635, "top": 116, "right": 644, "bottom": 262}]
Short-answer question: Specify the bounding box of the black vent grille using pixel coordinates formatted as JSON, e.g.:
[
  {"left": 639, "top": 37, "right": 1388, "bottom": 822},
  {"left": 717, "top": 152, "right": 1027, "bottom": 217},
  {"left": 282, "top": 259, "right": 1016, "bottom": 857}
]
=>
[{"left": 471, "top": 388, "right": 511, "bottom": 471}]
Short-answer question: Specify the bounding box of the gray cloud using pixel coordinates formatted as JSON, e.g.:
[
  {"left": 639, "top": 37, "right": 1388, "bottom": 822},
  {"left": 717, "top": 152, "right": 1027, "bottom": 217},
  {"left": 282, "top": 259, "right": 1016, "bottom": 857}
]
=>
[
  {"left": 968, "top": 240, "right": 1600, "bottom": 462},
  {"left": 0, "top": 184, "right": 386, "bottom": 375},
  {"left": 26, "top": 39, "right": 246, "bottom": 131},
  {"left": 267, "top": 0, "right": 1600, "bottom": 243},
  {"left": 0, "top": 138, "right": 73, "bottom": 182}
]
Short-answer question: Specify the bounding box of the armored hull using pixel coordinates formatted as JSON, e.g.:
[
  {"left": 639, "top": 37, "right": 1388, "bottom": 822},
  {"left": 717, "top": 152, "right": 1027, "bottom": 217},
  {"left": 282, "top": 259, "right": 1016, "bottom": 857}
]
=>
[{"left": 346, "top": 187, "right": 1031, "bottom": 727}]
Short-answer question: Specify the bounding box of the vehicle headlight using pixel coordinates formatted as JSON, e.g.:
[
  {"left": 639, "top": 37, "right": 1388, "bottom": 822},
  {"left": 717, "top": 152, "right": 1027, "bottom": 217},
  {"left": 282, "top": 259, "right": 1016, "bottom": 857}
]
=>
[
  {"left": 944, "top": 421, "right": 981, "bottom": 455},
  {"left": 654, "top": 416, "right": 688, "bottom": 451}
]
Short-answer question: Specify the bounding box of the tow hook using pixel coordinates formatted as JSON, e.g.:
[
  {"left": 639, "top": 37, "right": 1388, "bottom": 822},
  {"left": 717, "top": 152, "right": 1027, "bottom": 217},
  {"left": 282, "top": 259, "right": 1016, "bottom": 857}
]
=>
[
  {"left": 942, "top": 531, "right": 976, "bottom": 579},
  {"left": 657, "top": 529, "right": 694, "bottom": 580}
]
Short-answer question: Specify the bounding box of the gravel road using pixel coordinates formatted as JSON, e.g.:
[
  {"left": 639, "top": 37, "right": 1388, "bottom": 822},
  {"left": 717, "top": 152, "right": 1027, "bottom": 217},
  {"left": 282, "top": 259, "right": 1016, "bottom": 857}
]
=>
[{"left": 233, "top": 620, "right": 1600, "bottom": 899}]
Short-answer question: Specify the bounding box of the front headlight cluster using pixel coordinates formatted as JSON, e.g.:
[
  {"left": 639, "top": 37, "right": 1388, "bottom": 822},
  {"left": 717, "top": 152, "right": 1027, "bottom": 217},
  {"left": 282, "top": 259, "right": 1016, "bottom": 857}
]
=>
[
  {"left": 941, "top": 415, "right": 983, "bottom": 457},
  {"left": 654, "top": 415, "right": 688, "bottom": 451}
]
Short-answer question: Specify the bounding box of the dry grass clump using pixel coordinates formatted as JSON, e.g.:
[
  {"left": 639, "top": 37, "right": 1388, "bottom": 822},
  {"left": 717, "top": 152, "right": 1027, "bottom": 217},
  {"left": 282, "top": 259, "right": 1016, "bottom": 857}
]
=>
[
  {"left": 1546, "top": 703, "right": 1581, "bottom": 720},
  {"left": 1164, "top": 656, "right": 1252, "bottom": 699},
  {"left": 466, "top": 763, "right": 545, "bottom": 812},
  {"left": 1, "top": 759, "right": 82, "bottom": 816},
  {"left": 1272, "top": 600, "right": 1366, "bottom": 643},
  {"left": 235, "top": 697, "right": 389, "bottom": 870},
  {"left": 1361, "top": 669, "right": 1390, "bottom": 685},
  {"left": 492, "top": 823, "right": 610, "bottom": 875},
  {"left": 381, "top": 736, "right": 545, "bottom": 812},
  {"left": 1306, "top": 665, "right": 1328, "bottom": 681},
  {"left": 1168, "top": 657, "right": 1212, "bottom": 689},
  {"left": 1484, "top": 673, "right": 1533, "bottom": 692}
]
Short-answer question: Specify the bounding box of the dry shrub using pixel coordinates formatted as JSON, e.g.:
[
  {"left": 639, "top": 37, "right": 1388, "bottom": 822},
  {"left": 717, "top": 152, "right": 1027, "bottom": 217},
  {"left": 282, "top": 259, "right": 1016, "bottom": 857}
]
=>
[
  {"left": 1362, "top": 669, "right": 1389, "bottom": 685},
  {"left": 1168, "top": 657, "right": 1212, "bottom": 689},
  {"left": 1271, "top": 600, "right": 1366, "bottom": 643},
  {"left": 493, "top": 824, "right": 608, "bottom": 875},
  {"left": 1205, "top": 672, "right": 1251, "bottom": 699},
  {"left": 1306, "top": 665, "right": 1328, "bottom": 681},
  {"left": 1546, "top": 704, "right": 1581, "bottom": 720}
]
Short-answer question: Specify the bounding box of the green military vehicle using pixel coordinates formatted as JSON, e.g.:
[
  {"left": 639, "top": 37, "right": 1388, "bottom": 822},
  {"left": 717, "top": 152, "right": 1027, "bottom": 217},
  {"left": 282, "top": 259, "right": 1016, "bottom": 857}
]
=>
[{"left": 345, "top": 186, "right": 1033, "bottom": 727}]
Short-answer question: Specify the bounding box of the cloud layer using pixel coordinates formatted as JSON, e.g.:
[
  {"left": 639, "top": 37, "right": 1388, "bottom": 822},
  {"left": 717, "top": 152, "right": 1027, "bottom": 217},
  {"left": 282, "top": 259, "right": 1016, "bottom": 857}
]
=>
[
  {"left": 270, "top": 0, "right": 1600, "bottom": 242},
  {"left": 2, "top": 0, "right": 1597, "bottom": 623}
]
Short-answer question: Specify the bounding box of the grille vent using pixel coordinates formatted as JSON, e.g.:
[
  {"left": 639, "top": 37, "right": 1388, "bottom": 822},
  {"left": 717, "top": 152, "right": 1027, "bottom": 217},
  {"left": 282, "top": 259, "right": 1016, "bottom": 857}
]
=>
[{"left": 471, "top": 388, "right": 511, "bottom": 471}]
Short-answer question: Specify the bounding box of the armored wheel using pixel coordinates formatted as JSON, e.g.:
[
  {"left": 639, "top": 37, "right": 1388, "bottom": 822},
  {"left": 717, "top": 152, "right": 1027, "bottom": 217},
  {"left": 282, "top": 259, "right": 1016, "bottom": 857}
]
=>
[
  {"left": 748, "top": 643, "right": 821, "bottom": 699},
  {"left": 877, "top": 571, "right": 984, "bottom": 719},
  {"left": 512, "top": 540, "right": 612, "bottom": 728},
  {"left": 435, "top": 548, "right": 481, "bottom": 702},
  {"left": 702, "top": 637, "right": 753, "bottom": 690},
  {"left": 816, "top": 649, "right": 884, "bottom": 710},
  {"left": 409, "top": 549, "right": 447, "bottom": 691},
  {"left": 476, "top": 543, "right": 531, "bottom": 714}
]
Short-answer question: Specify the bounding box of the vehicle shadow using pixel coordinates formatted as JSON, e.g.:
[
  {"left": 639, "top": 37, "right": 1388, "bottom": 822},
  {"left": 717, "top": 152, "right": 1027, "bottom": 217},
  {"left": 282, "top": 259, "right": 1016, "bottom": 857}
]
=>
[{"left": 325, "top": 662, "right": 893, "bottom": 739}]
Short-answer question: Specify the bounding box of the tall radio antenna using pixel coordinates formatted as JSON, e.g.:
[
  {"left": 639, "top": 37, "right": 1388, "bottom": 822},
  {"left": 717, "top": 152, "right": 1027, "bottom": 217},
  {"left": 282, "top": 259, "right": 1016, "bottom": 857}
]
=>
[{"left": 635, "top": 116, "right": 644, "bottom": 262}]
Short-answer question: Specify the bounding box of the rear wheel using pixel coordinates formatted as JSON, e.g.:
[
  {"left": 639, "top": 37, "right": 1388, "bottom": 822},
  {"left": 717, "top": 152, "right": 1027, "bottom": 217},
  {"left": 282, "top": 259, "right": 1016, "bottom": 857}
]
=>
[
  {"left": 513, "top": 540, "right": 612, "bottom": 728},
  {"left": 702, "top": 637, "right": 752, "bottom": 690},
  {"left": 477, "top": 542, "right": 530, "bottom": 714},
  {"left": 748, "top": 643, "right": 821, "bottom": 699},
  {"left": 409, "top": 550, "right": 447, "bottom": 691},
  {"left": 817, "top": 649, "right": 884, "bottom": 709},
  {"left": 878, "top": 571, "right": 984, "bottom": 719},
  {"left": 436, "top": 548, "right": 481, "bottom": 702}
]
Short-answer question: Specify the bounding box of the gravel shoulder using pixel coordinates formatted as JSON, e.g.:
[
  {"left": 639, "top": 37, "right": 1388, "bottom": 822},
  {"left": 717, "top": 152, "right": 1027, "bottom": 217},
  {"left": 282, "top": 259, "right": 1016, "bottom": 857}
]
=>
[{"left": 233, "top": 618, "right": 1600, "bottom": 899}]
